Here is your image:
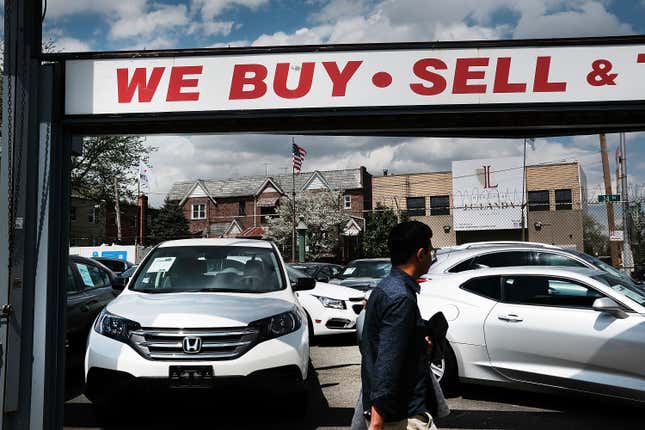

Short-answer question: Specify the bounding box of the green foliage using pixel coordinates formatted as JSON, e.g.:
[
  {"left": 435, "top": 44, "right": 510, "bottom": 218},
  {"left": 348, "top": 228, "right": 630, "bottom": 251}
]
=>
[
  {"left": 266, "top": 190, "right": 350, "bottom": 261},
  {"left": 362, "top": 203, "right": 408, "bottom": 258},
  {"left": 71, "top": 136, "right": 156, "bottom": 204},
  {"left": 583, "top": 214, "right": 610, "bottom": 257},
  {"left": 149, "top": 198, "right": 190, "bottom": 244}
]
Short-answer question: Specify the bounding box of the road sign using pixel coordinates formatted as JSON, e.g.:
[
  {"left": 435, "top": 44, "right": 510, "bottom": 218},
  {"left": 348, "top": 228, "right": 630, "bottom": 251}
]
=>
[
  {"left": 598, "top": 194, "right": 620, "bottom": 202},
  {"left": 610, "top": 230, "right": 624, "bottom": 242}
]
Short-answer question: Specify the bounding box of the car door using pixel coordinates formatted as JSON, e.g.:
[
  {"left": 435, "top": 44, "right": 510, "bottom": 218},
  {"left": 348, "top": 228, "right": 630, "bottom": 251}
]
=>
[
  {"left": 484, "top": 275, "right": 645, "bottom": 399},
  {"left": 66, "top": 264, "right": 89, "bottom": 353},
  {"left": 73, "top": 260, "right": 115, "bottom": 328}
]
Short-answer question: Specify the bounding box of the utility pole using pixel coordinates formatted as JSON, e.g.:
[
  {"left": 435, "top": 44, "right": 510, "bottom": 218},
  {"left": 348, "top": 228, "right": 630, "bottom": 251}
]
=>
[
  {"left": 114, "top": 177, "right": 122, "bottom": 243},
  {"left": 619, "top": 133, "right": 634, "bottom": 273},
  {"left": 599, "top": 133, "right": 620, "bottom": 267}
]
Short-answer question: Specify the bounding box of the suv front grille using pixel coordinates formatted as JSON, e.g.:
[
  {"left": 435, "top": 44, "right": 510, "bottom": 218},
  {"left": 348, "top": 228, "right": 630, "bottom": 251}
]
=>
[{"left": 130, "top": 327, "right": 259, "bottom": 361}]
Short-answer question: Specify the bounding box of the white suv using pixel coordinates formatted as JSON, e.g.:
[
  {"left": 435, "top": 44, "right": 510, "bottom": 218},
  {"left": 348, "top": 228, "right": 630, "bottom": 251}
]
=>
[{"left": 84, "top": 238, "right": 314, "bottom": 411}]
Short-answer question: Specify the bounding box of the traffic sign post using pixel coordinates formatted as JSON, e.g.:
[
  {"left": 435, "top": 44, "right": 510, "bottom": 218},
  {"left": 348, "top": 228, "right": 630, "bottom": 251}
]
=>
[{"left": 598, "top": 194, "right": 621, "bottom": 202}]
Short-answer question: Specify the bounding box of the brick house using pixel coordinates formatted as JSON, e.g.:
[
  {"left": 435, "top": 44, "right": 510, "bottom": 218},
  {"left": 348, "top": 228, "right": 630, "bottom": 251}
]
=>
[{"left": 167, "top": 167, "right": 372, "bottom": 259}]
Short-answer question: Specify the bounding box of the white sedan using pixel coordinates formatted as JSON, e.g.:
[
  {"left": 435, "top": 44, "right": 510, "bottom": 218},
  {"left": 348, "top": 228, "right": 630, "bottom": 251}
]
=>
[
  {"left": 288, "top": 266, "right": 366, "bottom": 337},
  {"left": 417, "top": 266, "right": 645, "bottom": 403}
]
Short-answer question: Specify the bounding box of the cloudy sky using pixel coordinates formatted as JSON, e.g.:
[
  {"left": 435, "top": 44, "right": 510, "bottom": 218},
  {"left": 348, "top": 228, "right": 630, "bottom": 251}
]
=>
[{"left": 10, "top": 1, "right": 645, "bottom": 206}]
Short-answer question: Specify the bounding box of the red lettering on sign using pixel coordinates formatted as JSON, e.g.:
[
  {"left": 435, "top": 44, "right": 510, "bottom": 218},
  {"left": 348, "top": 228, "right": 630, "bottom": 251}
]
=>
[
  {"left": 166, "top": 66, "right": 203, "bottom": 102},
  {"left": 493, "top": 57, "right": 527, "bottom": 93},
  {"left": 533, "top": 56, "right": 566, "bottom": 92},
  {"left": 273, "top": 62, "right": 315, "bottom": 99},
  {"left": 410, "top": 59, "right": 447, "bottom": 96},
  {"left": 229, "top": 64, "right": 268, "bottom": 100},
  {"left": 638, "top": 53, "right": 645, "bottom": 63},
  {"left": 116, "top": 67, "right": 165, "bottom": 103},
  {"left": 453, "top": 58, "right": 488, "bottom": 94},
  {"left": 322, "top": 61, "right": 362, "bottom": 97}
]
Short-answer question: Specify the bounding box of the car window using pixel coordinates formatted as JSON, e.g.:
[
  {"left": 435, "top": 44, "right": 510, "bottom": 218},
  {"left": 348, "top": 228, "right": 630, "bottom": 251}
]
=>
[
  {"left": 330, "top": 266, "right": 343, "bottom": 277},
  {"left": 461, "top": 276, "right": 501, "bottom": 301},
  {"left": 342, "top": 261, "right": 391, "bottom": 278},
  {"left": 98, "top": 259, "right": 124, "bottom": 273},
  {"left": 535, "top": 252, "right": 586, "bottom": 267},
  {"left": 131, "top": 246, "right": 284, "bottom": 293},
  {"left": 316, "top": 267, "right": 332, "bottom": 280},
  {"left": 503, "top": 276, "right": 604, "bottom": 308},
  {"left": 592, "top": 274, "right": 645, "bottom": 306},
  {"left": 449, "top": 258, "right": 475, "bottom": 273},
  {"left": 67, "top": 265, "right": 80, "bottom": 292},
  {"left": 75, "top": 262, "right": 111, "bottom": 289},
  {"left": 474, "top": 251, "right": 529, "bottom": 268}
]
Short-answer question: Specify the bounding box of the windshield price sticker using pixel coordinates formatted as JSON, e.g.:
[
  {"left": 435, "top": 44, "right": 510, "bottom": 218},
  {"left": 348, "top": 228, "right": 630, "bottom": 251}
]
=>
[
  {"left": 76, "top": 263, "right": 95, "bottom": 287},
  {"left": 66, "top": 44, "right": 645, "bottom": 115},
  {"left": 147, "top": 257, "right": 176, "bottom": 273}
]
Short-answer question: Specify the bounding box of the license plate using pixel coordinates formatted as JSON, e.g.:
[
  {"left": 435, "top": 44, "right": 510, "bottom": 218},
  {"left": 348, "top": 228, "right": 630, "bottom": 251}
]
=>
[{"left": 169, "top": 366, "right": 214, "bottom": 388}]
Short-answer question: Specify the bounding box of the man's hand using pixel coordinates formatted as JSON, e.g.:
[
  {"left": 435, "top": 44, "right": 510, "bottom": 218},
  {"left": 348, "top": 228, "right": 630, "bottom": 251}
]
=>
[{"left": 368, "top": 406, "right": 384, "bottom": 430}]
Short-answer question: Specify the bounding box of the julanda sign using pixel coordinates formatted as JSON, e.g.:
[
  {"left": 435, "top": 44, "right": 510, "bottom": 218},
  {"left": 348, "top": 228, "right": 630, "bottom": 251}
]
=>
[
  {"left": 65, "top": 42, "right": 645, "bottom": 115},
  {"left": 452, "top": 157, "right": 525, "bottom": 231}
]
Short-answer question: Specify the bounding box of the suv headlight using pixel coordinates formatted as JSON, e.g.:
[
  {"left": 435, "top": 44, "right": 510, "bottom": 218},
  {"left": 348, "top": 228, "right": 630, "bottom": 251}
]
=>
[
  {"left": 314, "top": 296, "right": 346, "bottom": 310},
  {"left": 251, "top": 310, "right": 302, "bottom": 341},
  {"left": 94, "top": 309, "right": 141, "bottom": 343}
]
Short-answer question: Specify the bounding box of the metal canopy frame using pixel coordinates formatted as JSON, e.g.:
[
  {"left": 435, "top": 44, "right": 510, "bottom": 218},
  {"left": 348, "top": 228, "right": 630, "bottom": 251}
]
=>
[{"left": 3, "top": 30, "right": 645, "bottom": 429}]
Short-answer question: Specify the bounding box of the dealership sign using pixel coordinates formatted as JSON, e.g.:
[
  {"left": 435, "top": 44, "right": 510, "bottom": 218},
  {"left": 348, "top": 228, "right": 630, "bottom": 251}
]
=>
[
  {"left": 452, "top": 157, "right": 525, "bottom": 231},
  {"left": 65, "top": 43, "right": 645, "bottom": 115}
]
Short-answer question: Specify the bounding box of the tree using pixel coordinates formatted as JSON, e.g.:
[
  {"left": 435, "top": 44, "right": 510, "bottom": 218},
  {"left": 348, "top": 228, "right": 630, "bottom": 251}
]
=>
[
  {"left": 149, "top": 198, "right": 190, "bottom": 244},
  {"left": 583, "top": 214, "right": 610, "bottom": 258},
  {"left": 362, "top": 203, "right": 409, "bottom": 258},
  {"left": 71, "top": 136, "right": 155, "bottom": 204},
  {"left": 266, "top": 190, "right": 350, "bottom": 261}
]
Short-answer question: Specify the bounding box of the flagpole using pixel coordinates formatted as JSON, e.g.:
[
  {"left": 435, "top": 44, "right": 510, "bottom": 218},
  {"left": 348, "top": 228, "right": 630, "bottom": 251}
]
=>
[{"left": 292, "top": 138, "right": 297, "bottom": 263}]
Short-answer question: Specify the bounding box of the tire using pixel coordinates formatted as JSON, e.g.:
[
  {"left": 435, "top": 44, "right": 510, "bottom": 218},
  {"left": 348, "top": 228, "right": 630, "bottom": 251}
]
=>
[{"left": 430, "top": 342, "right": 458, "bottom": 394}]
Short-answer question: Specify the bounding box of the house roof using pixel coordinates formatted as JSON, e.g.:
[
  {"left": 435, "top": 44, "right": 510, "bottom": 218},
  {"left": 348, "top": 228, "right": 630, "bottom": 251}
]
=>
[{"left": 168, "top": 168, "right": 365, "bottom": 203}]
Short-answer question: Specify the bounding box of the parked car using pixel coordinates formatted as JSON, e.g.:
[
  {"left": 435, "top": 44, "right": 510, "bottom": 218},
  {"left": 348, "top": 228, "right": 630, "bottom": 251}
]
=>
[
  {"left": 91, "top": 256, "right": 135, "bottom": 275},
  {"left": 288, "top": 262, "right": 344, "bottom": 283},
  {"left": 422, "top": 241, "right": 643, "bottom": 290},
  {"left": 84, "top": 238, "right": 315, "bottom": 414},
  {"left": 416, "top": 266, "right": 645, "bottom": 402},
  {"left": 287, "top": 266, "right": 365, "bottom": 337},
  {"left": 67, "top": 255, "right": 123, "bottom": 367},
  {"left": 329, "top": 258, "right": 391, "bottom": 291},
  {"left": 117, "top": 265, "right": 138, "bottom": 285}
]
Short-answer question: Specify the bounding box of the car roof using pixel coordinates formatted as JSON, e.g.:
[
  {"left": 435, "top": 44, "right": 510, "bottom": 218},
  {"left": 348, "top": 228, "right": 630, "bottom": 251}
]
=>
[
  {"left": 447, "top": 241, "right": 563, "bottom": 251},
  {"left": 158, "top": 238, "right": 273, "bottom": 249},
  {"left": 347, "top": 258, "right": 390, "bottom": 263},
  {"left": 93, "top": 256, "right": 133, "bottom": 264},
  {"left": 437, "top": 266, "right": 606, "bottom": 280},
  {"left": 70, "top": 254, "right": 116, "bottom": 273},
  {"left": 435, "top": 245, "right": 582, "bottom": 263}
]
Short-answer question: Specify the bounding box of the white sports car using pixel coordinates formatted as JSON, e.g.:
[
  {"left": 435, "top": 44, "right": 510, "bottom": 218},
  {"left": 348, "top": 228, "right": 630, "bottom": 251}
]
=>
[
  {"left": 288, "top": 266, "right": 366, "bottom": 337},
  {"left": 417, "top": 266, "right": 645, "bottom": 403}
]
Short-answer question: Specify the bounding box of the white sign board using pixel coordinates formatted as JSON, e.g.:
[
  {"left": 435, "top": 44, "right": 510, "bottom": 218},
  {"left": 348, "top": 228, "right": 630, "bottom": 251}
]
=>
[
  {"left": 610, "top": 230, "right": 624, "bottom": 242},
  {"left": 452, "top": 157, "right": 525, "bottom": 231},
  {"left": 69, "top": 245, "right": 136, "bottom": 263},
  {"left": 65, "top": 44, "right": 645, "bottom": 115}
]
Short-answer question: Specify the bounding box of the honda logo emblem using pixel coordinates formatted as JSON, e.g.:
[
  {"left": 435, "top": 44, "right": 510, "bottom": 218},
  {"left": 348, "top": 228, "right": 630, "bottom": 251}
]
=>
[{"left": 182, "top": 336, "right": 202, "bottom": 354}]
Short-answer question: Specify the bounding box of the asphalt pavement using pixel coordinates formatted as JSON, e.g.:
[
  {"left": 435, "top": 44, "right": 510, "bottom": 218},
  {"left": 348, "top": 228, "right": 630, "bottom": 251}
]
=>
[{"left": 64, "top": 335, "right": 643, "bottom": 429}]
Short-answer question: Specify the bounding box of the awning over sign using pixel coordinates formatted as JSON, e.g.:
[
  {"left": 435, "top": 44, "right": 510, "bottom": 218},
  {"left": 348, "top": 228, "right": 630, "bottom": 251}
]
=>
[{"left": 256, "top": 196, "right": 280, "bottom": 207}]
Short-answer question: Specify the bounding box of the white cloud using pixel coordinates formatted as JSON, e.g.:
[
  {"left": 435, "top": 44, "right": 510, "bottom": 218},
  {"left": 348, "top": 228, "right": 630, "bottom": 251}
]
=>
[
  {"left": 202, "top": 20, "right": 235, "bottom": 36},
  {"left": 110, "top": 4, "right": 190, "bottom": 39},
  {"left": 54, "top": 37, "right": 92, "bottom": 52},
  {"left": 192, "top": 0, "right": 269, "bottom": 21}
]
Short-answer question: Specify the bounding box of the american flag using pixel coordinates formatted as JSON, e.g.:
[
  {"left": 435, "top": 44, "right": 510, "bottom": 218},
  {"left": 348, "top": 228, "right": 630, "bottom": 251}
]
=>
[{"left": 292, "top": 142, "right": 307, "bottom": 175}]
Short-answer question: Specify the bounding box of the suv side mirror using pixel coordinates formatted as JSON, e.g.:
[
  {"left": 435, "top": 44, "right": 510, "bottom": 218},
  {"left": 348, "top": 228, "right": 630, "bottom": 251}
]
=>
[
  {"left": 592, "top": 297, "right": 628, "bottom": 319},
  {"left": 292, "top": 277, "right": 316, "bottom": 291},
  {"left": 112, "top": 277, "right": 126, "bottom": 293}
]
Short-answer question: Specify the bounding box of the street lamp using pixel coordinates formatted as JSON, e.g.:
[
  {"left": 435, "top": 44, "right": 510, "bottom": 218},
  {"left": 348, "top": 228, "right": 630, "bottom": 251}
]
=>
[{"left": 296, "top": 216, "right": 308, "bottom": 263}]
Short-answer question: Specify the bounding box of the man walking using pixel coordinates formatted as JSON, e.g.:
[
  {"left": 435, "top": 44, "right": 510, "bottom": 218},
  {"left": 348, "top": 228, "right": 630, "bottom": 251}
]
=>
[{"left": 360, "top": 221, "right": 436, "bottom": 430}]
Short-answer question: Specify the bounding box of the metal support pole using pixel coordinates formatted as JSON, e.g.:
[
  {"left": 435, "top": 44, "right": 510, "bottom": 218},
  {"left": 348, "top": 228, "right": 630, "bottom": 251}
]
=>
[{"left": 1, "top": 1, "right": 43, "bottom": 429}]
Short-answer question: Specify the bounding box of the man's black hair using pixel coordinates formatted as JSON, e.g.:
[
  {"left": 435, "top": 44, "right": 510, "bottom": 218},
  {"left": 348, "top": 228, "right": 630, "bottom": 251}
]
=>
[{"left": 388, "top": 221, "right": 433, "bottom": 266}]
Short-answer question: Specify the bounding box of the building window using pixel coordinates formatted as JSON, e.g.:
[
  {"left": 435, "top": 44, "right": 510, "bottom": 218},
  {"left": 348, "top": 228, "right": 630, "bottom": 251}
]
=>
[
  {"left": 260, "top": 206, "right": 276, "bottom": 224},
  {"left": 70, "top": 207, "right": 77, "bottom": 222},
  {"left": 87, "top": 207, "right": 97, "bottom": 224},
  {"left": 406, "top": 197, "right": 426, "bottom": 217},
  {"left": 344, "top": 195, "right": 352, "bottom": 210},
  {"left": 528, "top": 190, "right": 550, "bottom": 212},
  {"left": 192, "top": 203, "right": 206, "bottom": 219},
  {"left": 555, "top": 189, "right": 572, "bottom": 210},
  {"left": 430, "top": 195, "right": 450, "bottom": 216},
  {"left": 239, "top": 201, "right": 246, "bottom": 216}
]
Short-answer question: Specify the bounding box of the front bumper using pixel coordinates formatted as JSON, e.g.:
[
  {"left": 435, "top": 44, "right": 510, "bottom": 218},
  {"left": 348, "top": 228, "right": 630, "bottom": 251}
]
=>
[
  {"left": 312, "top": 303, "right": 363, "bottom": 336},
  {"left": 84, "top": 325, "right": 309, "bottom": 397}
]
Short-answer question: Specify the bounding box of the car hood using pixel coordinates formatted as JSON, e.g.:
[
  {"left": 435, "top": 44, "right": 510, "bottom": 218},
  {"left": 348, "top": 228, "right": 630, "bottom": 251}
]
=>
[
  {"left": 300, "top": 281, "right": 365, "bottom": 301},
  {"left": 107, "top": 291, "right": 297, "bottom": 328},
  {"left": 329, "top": 277, "right": 382, "bottom": 291}
]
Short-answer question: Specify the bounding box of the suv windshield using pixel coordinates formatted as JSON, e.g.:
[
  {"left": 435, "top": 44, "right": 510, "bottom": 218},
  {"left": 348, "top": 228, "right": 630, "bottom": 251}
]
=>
[
  {"left": 592, "top": 274, "right": 645, "bottom": 306},
  {"left": 131, "top": 246, "right": 284, "bottom": 293},
  {"left": 342, "top": 261, "right": 391, "bottom": 279}
]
